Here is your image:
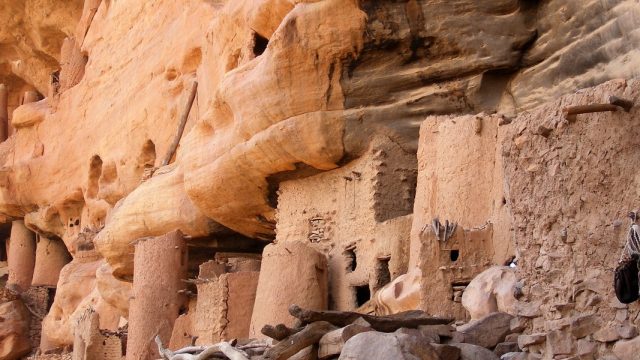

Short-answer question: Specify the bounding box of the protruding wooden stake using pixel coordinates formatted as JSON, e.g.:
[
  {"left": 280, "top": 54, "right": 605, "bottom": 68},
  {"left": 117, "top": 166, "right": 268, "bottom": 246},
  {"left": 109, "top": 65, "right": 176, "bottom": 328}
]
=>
[
  {"left": 609, "top": 95, "right": 634, "bottom": 112},
  {"left": 161, "top": 81, "right": 198, "bottom": 166},
  {"left": 0, "top": 84, "right": 8, "bottom": 141},
  {"left": 563, "top": 96, "right": 634, "bottom": 121}
]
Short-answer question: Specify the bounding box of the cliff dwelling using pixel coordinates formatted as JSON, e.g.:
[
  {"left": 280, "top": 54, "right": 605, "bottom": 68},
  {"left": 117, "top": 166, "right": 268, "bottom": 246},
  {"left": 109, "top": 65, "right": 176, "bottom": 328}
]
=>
[{"left": 0, "top": 0, "right": 639, "bottom": 359}]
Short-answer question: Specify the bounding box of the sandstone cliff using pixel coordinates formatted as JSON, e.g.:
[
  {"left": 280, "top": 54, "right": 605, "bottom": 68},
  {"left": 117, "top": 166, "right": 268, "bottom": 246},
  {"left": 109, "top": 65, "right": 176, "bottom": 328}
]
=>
[{"left": 0, "top": 0, "right": 638, "bottom": 359}]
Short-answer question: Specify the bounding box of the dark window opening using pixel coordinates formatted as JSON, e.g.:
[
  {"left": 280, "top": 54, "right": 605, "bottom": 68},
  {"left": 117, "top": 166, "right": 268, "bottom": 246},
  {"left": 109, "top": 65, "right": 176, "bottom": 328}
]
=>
[
  {"left": 354, "top": 285, "right": 371, "bottom": 307},
  {"left": 0, "top": 240, "right": 6, "bottom": 262},
  {"left": 374, "top": 257, "right": 391, "bottom": 291},
  {"left": 450, "top": 249, "right": 459, "bottom": 262},
  {"left": 505, "top": 256, "right": 517, "bottom": 268},
  {"left": 344, "top": 248, "right": 357, "bottom": 272},
  {"left": 253, "top": 33, "right": 269, "bottom": 57},
  {"left": 47, "top": 288, "right": 57, "bottom": 311}
]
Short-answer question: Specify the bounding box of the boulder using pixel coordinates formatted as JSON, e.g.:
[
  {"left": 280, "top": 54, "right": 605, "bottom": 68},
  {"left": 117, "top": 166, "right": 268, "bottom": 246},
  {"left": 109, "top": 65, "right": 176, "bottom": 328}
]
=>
[
  {"left": 517, "top": 333, "right": 545, "bottom": 349},
  {"left": 462, "top": 267, "right": 517, "bottom": 321},
  {"left": 0, "top": 299, "right": 31, "bottom": 360},
  {"left": 613, "top": 335, "right": 640, "bottom": 360},
  {"left": 545, "top": 330, "right": 573, "bottom": 357},
  {"left": 419, "top": 324, "right": 456, "bottom": 343},
  {"left": 431, "top": 344, "right": 461, "bottom": 360},
  {"left": 569, "top": 314, "right": 600, "bottom": 339},
  {"left": 339, "top": 331, "right": 440, "bottom": 360},
  {"left": 372, "top": 268, "right": 422, "bottom": 315},
  {"left": 450, "top": 343, "right": 499, "bottom": 360},
  {"left": 616, "top": 324, "right": 638, "bottom": 339},
  {"left": 458, "top": 312, "right": 514, "bottom": 348},
  {"left": 494, "top": 342, "right": 519, "bottom": 357},
  {"left": 593, "top": 324, "right": 621, "bottom": 343}
]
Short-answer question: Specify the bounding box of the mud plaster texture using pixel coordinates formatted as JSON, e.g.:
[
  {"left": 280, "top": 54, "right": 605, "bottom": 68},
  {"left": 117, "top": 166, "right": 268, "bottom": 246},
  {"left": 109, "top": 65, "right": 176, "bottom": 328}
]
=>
[
  {"left": 195, "top": 271, "right": 258, "bottom": 345},
  {"left": 72, "top": 308, "right": 123, "bottom": 360},
  {"left": 126, "top": 231, "right": 187, "bottom": 360},
  {"left": 501, "top": 79, "right": 640, "bottom": 359},
  {"left": 409, "top": 113, "right": 514, "bottom": 320},
  {"left": 250, "top": 241, "right": 328, "bottom": 338},
  {"left": 276, "top": 135, "right": 416, "bottom": 311}
]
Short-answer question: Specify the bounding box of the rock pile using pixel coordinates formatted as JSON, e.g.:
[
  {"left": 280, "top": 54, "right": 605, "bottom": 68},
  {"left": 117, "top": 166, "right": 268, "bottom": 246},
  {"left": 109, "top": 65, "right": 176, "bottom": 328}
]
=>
[{"left": 157, "top": 305, "right": 538, "bottom": 360}]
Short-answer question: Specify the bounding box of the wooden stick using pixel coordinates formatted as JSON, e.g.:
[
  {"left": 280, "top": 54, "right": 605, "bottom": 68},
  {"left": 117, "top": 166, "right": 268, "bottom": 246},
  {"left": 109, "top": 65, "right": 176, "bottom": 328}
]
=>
[
  {"left": 264, "top": 321, "right": 337, "bottom": 360},
  {"left": 563, "top": 103, "right": 619, "bottom": 121},
  {"left": 162, "top": 81, "right": 198, "bottom": 166},
  {"left": 289, "top": 304, "right": 453, "bottom": 332},
  {"left": 261, "top": 323, "right": 302, "bottom": 340},
  {"left": 0, "top": 84, "right": 8, "bottom": 142},
  {"left": 609, "top": 95, "right": 634, "bottom": 112}
]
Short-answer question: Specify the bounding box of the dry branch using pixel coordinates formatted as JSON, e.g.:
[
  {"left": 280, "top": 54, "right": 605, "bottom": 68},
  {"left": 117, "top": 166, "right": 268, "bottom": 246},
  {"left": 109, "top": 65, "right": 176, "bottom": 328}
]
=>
[{"left": 289, "top": 304, "right": 453, "bottom": 332}]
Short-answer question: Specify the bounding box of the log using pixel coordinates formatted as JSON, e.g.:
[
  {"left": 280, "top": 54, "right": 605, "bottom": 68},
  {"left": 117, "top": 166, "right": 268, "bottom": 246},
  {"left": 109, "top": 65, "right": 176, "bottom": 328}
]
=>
[
  {"left": 161, "top": 81, "right": 198, "bottom": 166},
  {"left": 262, "top": 323, "right": 302, "bottom": 341},
  {"left": 563, "top": 103, "right": 619, "bottom": 121},
  {"left": 264, "top": 321, "right": 336, "bottom": 360},
  {"left": 318, "top": 324, "right": 372, "bottom": 359},
  {"left": 289, "top": 304, "right": 453, "bottom": 332},
  {"left": 0, "top": 84, "right": 7, "bottom": 141}
]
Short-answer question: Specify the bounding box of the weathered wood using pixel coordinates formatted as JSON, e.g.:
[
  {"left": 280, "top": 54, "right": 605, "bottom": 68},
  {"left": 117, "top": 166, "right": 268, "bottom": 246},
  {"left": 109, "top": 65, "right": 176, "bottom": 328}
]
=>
[
  {"left": 289, "top": 304, "right": 453, "bottom": 332},
  {"left": 318, "top": 324, "right": 372, "bottom": 359},
  {"left": 161, "top": 81, "right": 198, "bottom": 166},
  {"left": 261, "top": 323, "right": 302, "bottom": 341},
  {"left": 609, "top": 95, "right": 634, "bottom": 112},
  {"left": 563, "top": 103, "right": 619, "bottom": 120},
  {"left": 264, "top": 321, "right": 336, "bottom": 360},
  {"left": 0, "top": 84, "right": 7, "bottom": 141},
  {"left": 156, "top": 336, "right": 256, "bottom": 360},
  {"left": 219, "top": 342, "right": 249, "bottom": 360}
]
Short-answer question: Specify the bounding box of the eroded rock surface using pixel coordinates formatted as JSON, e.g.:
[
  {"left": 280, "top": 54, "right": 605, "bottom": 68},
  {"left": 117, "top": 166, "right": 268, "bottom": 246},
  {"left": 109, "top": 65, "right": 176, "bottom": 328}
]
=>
[{"left": 0, "top": 0, "right": 638, "bottom": 358}]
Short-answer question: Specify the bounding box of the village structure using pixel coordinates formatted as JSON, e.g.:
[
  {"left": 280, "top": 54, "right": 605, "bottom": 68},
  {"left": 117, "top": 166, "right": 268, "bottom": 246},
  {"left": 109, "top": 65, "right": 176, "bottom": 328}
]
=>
[{"left": 0, "top": 0, "right": 639, "bottom": 359}]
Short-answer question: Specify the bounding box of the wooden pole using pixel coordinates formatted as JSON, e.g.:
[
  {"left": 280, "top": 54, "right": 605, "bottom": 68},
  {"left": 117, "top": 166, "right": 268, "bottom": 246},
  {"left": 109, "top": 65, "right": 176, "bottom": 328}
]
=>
[
  {"left": 161, "top": 81, "right": 198, "bottom": 166},
  {"left": 0, "top": 84, "right": 7, "bottom": 141},
  {"left": 563, "top": 96, "right": 634, "bottom": 121}
]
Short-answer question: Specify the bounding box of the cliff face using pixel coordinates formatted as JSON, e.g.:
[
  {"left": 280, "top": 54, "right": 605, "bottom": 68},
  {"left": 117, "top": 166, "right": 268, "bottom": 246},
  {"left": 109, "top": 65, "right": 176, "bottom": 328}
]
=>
[{"left": 0, "top": 0, "right": 639, "bottom": 359}]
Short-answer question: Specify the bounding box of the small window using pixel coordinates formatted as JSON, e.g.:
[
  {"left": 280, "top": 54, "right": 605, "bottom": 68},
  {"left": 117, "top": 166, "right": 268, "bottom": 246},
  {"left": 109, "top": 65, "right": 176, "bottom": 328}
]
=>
[
  {"left": 450, "top": 249, "right": 459, "bottom": 262},
  {"left": 354, "top": 285, "right": 371, "bottom": 307},
  {"left": 374, "top": 257, "right": 391, "bottom": 290},
  {"left": 344, "top": 248, "right": 357, "bottom": 272}
]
